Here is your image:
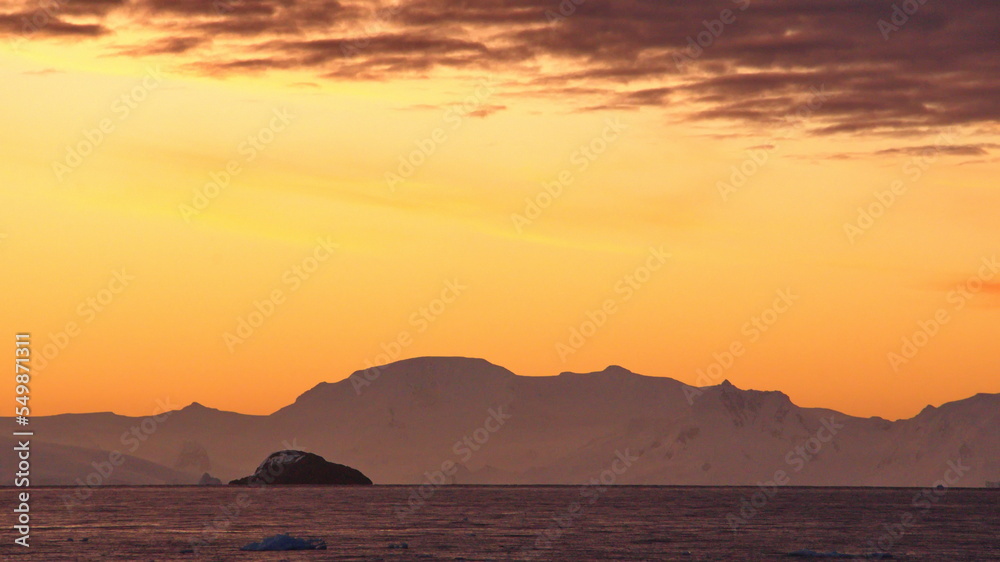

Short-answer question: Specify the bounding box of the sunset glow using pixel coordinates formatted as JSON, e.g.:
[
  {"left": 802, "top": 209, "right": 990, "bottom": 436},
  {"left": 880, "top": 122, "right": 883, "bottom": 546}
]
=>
[{"left": 2, "top": 0, "right": 998, "bottom": 420}]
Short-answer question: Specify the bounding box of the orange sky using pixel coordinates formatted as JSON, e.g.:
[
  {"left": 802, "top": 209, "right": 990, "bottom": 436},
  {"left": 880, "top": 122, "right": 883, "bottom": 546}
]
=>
[{"left": 1, "top": 0, "right": 998, "bottom": 421}]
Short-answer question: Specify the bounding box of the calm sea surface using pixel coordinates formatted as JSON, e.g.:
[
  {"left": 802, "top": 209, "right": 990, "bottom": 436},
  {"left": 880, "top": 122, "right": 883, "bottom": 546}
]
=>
[{"left": 0, "top": 486, "right": 996, "bottom": 560}]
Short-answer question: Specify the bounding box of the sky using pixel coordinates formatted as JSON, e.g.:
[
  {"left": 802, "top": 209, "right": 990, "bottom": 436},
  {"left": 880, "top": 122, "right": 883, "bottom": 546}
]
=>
[{"left": 1, "top": 0, "right": 998, "bottom": 421}]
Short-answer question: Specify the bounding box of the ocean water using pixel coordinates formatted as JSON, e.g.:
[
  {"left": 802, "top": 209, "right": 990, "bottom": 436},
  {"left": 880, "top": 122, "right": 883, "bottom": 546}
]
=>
[{"left": 1, "top": 486, "right": 996, "bottom": 560}]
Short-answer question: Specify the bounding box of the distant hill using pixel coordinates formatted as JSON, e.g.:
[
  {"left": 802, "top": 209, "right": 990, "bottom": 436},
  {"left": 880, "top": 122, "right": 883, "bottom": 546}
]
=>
[
  {"left": 0, "top": 437, "right": 197, "bottom": 491},
  {"left": 4, "top": 357, "right": 997, "bottom": 487}
]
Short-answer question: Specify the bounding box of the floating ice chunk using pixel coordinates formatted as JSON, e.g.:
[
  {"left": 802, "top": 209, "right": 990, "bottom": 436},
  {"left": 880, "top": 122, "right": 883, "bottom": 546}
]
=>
[
  {"left": 240, "top": 534, "right": 326, "bottom": 551},
  {"left": 784, "top": 551, "right": 893, "bottom": 559}
]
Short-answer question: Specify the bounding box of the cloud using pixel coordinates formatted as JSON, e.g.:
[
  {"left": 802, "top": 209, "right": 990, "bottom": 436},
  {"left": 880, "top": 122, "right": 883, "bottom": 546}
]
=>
[
  {"left": 824, "top": 143, "right": 1000, "bottom": 160},
  {"left": 21, "top": 67, "right": 62, "bottom": 75},
  {"left": 0, "top": 12, "right": 107, "bottom": 36},
  {"left": 958, "top": 156, "right": 1000, "bottom": 166},
  {"left": 873, "top": 144, "right": 1000, "bottom": 157},
  {"left": 467, "top": 104, "right": 505, "bottom": 118},
  {"left": 942, "top": 278, "right": 1000, "bottom": 308},
  {"left": 2, "top": 0, "right": 997, "bottom": 136},
  {"left": 397, "top": 102, "right": 506, "bottom": 118},
  {"left": 116, "top": 36, "right": 208, "bottom": 56}
]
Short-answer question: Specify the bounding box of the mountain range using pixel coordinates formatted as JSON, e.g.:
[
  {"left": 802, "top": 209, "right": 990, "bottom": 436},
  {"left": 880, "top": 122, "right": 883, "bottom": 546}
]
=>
[{"left": 4, "top": 357, "right": 997, "bottom": 488}]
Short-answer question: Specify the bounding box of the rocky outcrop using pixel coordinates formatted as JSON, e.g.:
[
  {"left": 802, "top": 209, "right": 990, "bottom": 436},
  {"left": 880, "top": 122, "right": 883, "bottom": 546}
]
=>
[
  {"left": 228, "top": 450, "right": 372, "bottom": 486},
  {"left": 198, "top": 472, "right": 222, "bottom": 486}
]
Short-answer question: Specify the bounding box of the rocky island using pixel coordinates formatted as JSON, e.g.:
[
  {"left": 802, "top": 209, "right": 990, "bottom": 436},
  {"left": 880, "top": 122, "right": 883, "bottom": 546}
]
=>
[{"left": 229, "top": 450, "right": 373, "bottom": 486}]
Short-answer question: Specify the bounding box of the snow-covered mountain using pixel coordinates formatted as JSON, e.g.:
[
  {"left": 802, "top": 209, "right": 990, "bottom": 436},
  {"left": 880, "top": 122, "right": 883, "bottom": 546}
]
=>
[{"left": 5, "top": 357, "right": 997, "bottom": 487}]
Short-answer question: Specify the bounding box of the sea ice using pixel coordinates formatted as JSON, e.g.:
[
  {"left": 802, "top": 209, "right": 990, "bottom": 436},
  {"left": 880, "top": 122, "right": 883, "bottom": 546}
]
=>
[
  {"left": 240, "top": 534, "right": 327, "bottom": 551},
  {"left": 784, "top": 550, "right": 893, "bottom": 559}
]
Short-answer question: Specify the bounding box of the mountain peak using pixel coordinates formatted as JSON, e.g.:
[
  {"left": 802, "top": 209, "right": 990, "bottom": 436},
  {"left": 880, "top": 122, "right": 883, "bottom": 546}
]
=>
[
  {"left": 558, "top": 365, "right": 640, "bottom": 378},
  {"left": 182, "top": 402, "right": 216, "bottom": 412},
  {"left": 359, "top": 356, "right": 516, "bottom": 381},
  {"left": 282, "top": 356, "right": 517, "bottom": 411}
]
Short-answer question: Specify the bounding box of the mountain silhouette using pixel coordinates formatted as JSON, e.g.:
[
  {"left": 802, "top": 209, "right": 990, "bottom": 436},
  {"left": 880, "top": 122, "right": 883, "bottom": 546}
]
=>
[{"left": 5, "top": 357, "right": 996, "bottom": 487}]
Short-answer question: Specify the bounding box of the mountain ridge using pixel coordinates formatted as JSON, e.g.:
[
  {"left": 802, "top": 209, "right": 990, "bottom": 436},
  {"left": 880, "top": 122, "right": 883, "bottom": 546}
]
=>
[{"left": 3, "top": 356, "right": 996, "bottom": 487}]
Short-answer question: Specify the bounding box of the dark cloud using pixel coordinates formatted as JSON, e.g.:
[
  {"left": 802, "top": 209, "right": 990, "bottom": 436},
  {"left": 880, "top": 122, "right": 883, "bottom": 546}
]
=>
[
  {"left": 61, "top": 0, "right": 127, "bottom": 17},
  {"left": 874, "top": 144, "right": 1000, "bottom": 157},
  {"left": 822, "top": 143, "right": 1000, "bottom": 160},
  {"left": 618, "top": 87, "right": 671, "bottom": 106},
  {"left": 138, "top": 0, "right": 277, "bottom": 17},
  {"left": 116, "top": 36, "right": 207, "bottom": 55},
  {"left": 2, "top": 0, "right": 998, "bottom": 136},
  {"left": 0, "top": 12, "right": 107, "bottom": 36}
]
